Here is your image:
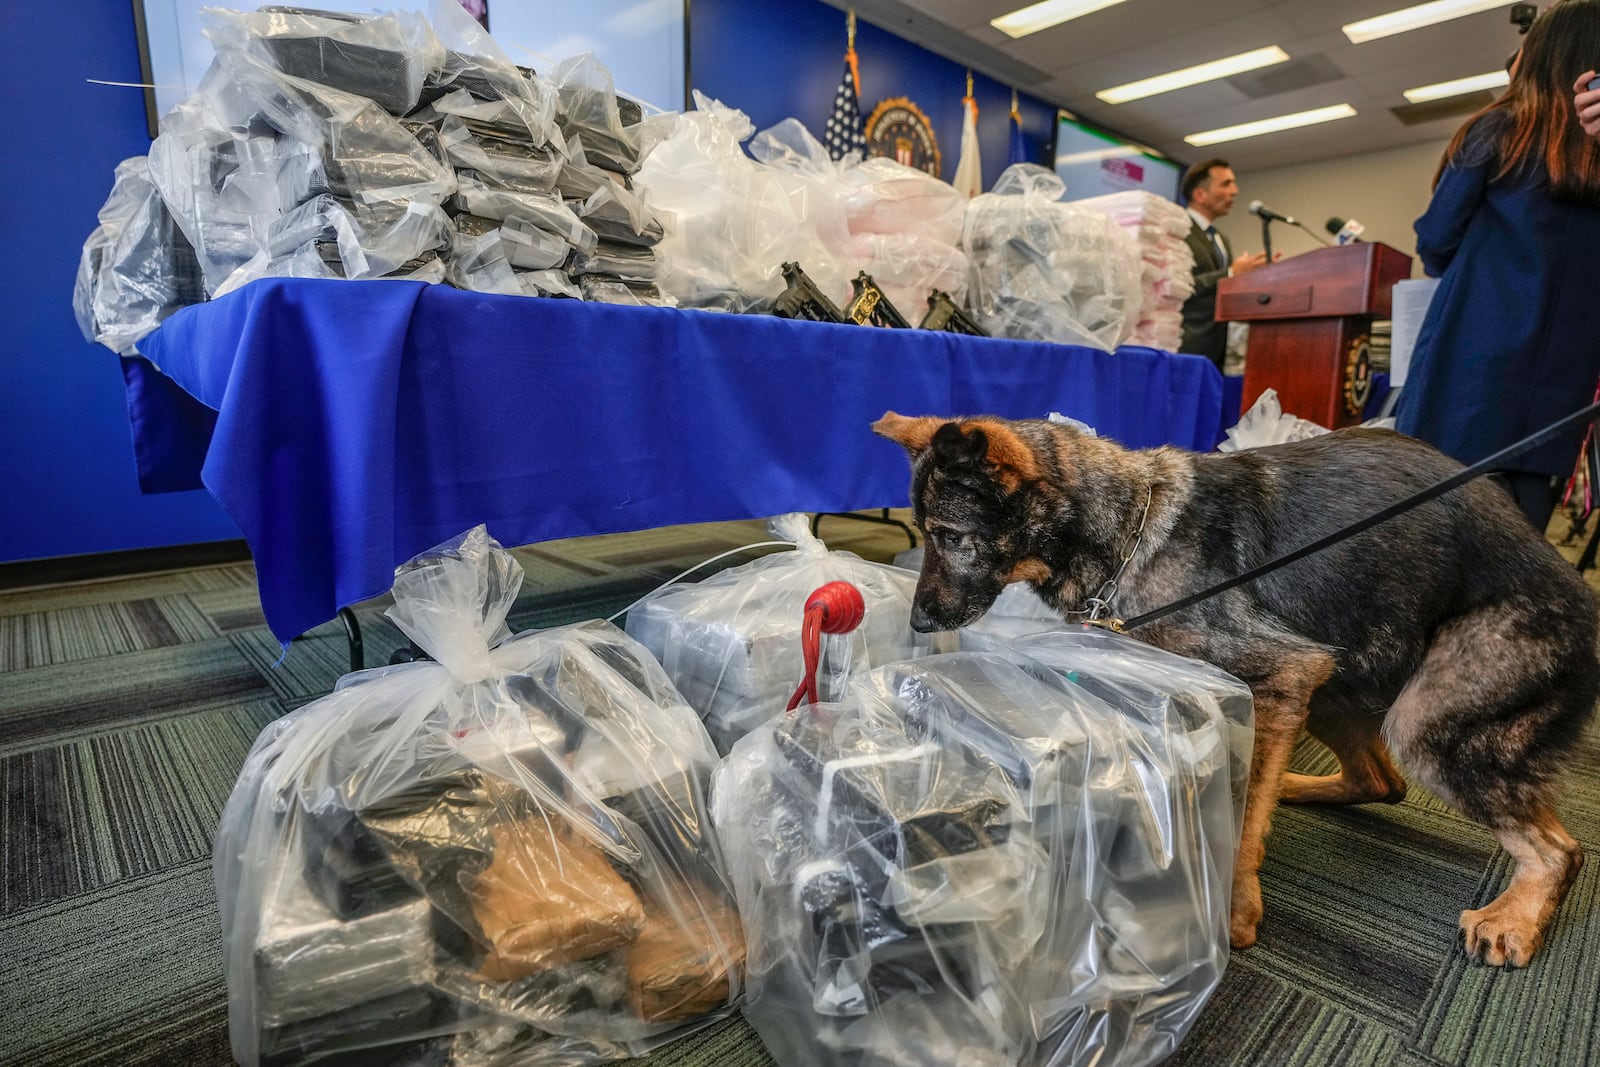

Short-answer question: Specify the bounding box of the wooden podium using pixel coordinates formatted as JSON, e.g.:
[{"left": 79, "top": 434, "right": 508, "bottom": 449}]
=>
[{"left": 1217, "top": 242, "right": 1413, "bottom": 427}]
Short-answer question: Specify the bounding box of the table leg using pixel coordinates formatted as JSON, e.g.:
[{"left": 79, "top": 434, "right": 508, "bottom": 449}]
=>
[
  {"left": 337, "top": 607, "right": 364, "bottom": 675},
  {"left": 811, "top": 509, "right": 918, "bottom": 549}
]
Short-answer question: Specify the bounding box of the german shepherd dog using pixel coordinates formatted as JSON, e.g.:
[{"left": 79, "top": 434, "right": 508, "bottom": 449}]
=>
[{"left": 873, "top": 412, "right": 1599, "bottom": 967}]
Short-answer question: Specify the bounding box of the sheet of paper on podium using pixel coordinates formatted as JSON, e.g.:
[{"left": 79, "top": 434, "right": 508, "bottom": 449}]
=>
[{"left": 1389, "top": 278, "right": 1439, "bottom": 387}]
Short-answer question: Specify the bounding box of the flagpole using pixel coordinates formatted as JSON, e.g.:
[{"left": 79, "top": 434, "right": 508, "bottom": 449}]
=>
[
  {"left": 847, "top": 8, "right": 860, "bottom": 95},
  {"left": 954, "top": 67, "right": 983, "bottom": 196},
  {"left": 1007, "top": 85, "right": 1028, "bottom": 166},
  {"left": 826, "top": 8, "right": 867, "bottom": 162}
]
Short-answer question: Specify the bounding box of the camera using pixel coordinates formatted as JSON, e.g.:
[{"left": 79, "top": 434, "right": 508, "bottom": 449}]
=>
[{"left": 1510, "top": 3, "right": 1538, "bottom": 34}]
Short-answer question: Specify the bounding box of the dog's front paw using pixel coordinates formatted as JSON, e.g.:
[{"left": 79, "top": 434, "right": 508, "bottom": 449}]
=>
[
  {"left": 1230, "top": 879, "right": 1263, "bottom": 949},
  {"left": 1460, "top": 903, "right": 1544, "bottom": 968}
]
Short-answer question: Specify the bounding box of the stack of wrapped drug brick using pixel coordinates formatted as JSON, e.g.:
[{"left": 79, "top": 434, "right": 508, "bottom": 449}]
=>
[
  {"left": 74, "top": 4, "right": 673, "bottom": 355},
  {"left": 1076, "top": 190, "right": 1197, "bottom": 353}
]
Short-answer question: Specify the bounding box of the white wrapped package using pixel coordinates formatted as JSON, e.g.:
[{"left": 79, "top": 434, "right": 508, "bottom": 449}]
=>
[
  {"left": 635, "top": 95, "right": 852, "bottom": 312},
  {"left": 1076, "top": 191, "right": 1190, "bottom": 242},
  {"left": 570, "top": 242, "right": 662, "bottom": 282},
  {"left": 519, "top": 269, "right": 584, "bottom": 299},
  {"left": 145, "top": 81, "right": 314, "bottom": 294},
  {"left": 195, "top": 42, "right": 456, "bottom": 208},
  {"left": 712, "top": 634, "right": 1251, "bottom": 1067},
  {"left": 562, "top": 135, "right": 666, "bottom": 252},
  {"left": 453, "top": 211, "right": 573, "bottom": 273},
  {"left": 1217, "top": 388, "right": 1330, "bottom": 452},
  {"left": 1076, "top": 191, "right": 1197, "bottom": 352},
  {"left": 216, "top": 527, "right": 745, "bottom": 1067},
  {"left": 842, "top": 157, "right": 967, "bottom": 246},
  {"left": 439, "top": 110, "right": 564, "bottom": 195},
  {"left": 578, "top": 277, "right": 674, "bottom": 307},
  {"left": 1005, "top": 629, "right": 1255, "bottom": 826},
  {"left": 963, "top": 164, "right": 1143, "bottom": 351},
  {"left": 837, "top": 156, "right": 967, "bottom": 317},
  {"left": 452, "top": 175, "right": 597, "bottom": 253},
  {"left": 851, "top": 233, "right": 969, "bottom": 325},
  {"left": 212, "top": 241, "right": 446, "bottom": 295},
  {"left": 74, "top": 157, "right": 206, "bottom": 355},
  {"left": 624, "top": 515, "right": 936, "bottom": 754},
  {"left": 556, "top": 135, "right": 636, "bottom": 202},
  {"left": 145, "top": 39, "right": 455, "bottom": 295},
  {"left": 213, "top": 194, "right": 453, "bottom": 296},
  {"left": 423, "top": 0, "right": 563, "bottom": 150},
  {"left": 1130, "top": 309, "right": 1186, "bottom": 354},
  {"left": 553, "top": 54, "right": 642, "bottom": 174},
  {"left": 575, "top": 186, "right": 667, "bottom": 248},
  {"left": 253, "top": 868, "right": 435, "bottom": 1032},
  {"left": 743, "top": 118, "right": 855, "bottom": 300},
  {"left": 743, "top": 120, "right": 854, "bottom": 233},
  {"left": 448, "top": 223, "right": 542, "bottom": 295},
  {"left": 202, "top": 7, "right": 444, "bottom": 116}
]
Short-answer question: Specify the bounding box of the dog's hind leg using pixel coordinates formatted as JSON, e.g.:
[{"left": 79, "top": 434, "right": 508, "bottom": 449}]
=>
[
  {"left": 1280, "top": 713, "right": 1408, "bottom": 805},
  {"left": 1229, "top": 646, "right": 1337, "bottom": 949},
  {"left": 1385, "top": 609, "right": 1594, "bottom": 967}
]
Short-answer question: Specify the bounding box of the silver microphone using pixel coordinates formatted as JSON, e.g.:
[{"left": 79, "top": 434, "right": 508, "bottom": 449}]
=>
[{"left": 1249, "top": 199, "right": 1295, "bottom": 225}]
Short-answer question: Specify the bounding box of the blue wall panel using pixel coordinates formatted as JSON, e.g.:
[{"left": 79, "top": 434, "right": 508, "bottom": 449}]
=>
[
  {"left": 690, "top": 0, "right": 1057, "bottom": 191},
  {"left": 1, "top": 0, "right": 239, "bottom": 564}
]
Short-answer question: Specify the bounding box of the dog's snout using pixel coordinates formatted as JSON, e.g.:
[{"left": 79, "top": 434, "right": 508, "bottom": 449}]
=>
[{"left": 909, "top": 601, "right": 939, "bottom": 633}]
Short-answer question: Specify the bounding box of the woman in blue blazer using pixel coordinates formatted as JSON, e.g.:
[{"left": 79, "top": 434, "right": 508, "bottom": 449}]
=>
[{"left": 1397, "top": 0, "right": 1600, "bottom": 530}]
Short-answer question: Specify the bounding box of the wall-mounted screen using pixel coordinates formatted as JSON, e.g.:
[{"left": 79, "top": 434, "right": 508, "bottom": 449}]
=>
[
  {"left": 132, "top": 0, "right": 686, "bottom": 136},
  {"left": 1053, "top": 114, "right": 1181, "bottom": 202}
]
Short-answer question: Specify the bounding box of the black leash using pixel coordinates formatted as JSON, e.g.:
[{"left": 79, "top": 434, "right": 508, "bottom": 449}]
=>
[{"left": 1119, "top": 398, "right": 1600, "bottom": 632}]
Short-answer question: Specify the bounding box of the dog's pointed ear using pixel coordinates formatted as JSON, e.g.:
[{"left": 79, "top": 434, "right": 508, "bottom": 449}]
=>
[
  {"left": 872, "top": 411, "right": 946, "bottom": 457},
  {"left": 932, "top": 422, "right": 990, "bottom": 466},
  {"left": 974, "top": 420, "right": 1041, "bottom": 487},
  {"left": 936, "top": 419, "right": 1039, "bottom": 491},
  {"left": 877, "top": 413, "right": 1040, "bottom": 490}
]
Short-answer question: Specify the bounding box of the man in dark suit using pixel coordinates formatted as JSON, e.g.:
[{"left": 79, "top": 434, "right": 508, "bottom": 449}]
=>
[{"left": 1179, "top": 158, "right": 1267, "bottom": 368}]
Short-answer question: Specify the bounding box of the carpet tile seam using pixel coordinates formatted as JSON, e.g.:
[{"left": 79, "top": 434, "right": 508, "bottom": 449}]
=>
[
  {"left": 0, "top": 594, "right": 224, "bottom": 670},
  {"left": 0, "top": 854, "right": 213, "bottom": 932},
  {"left": 0, "top": 695, "right": 285, "bottom": 761},
  {"left": 0, "top": 635, "right": 274, "bottom": 701},
  {"left": 1219, "top": 958, "right": 1460, "bottom": 1067}
]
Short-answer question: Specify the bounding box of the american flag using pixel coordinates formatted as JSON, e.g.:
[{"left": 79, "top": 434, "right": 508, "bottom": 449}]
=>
[{"left": 824, "top": 49, "right": 867, "bottom": 161}]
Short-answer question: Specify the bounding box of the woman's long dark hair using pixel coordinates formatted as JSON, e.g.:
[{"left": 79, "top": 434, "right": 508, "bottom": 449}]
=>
[{"left": 1436, "top": 0, "right": 1600, "bottom": 201}]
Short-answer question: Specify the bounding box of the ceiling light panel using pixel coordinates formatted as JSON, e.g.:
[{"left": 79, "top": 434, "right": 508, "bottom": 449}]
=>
[
  {"left": 1403, "top": 69, "right": 1509, "bottom": 102},
  {"left": 1185, "top": 104, "right": 1358, "bottom": 146},
  {"left": 1343, "top": 0, "right": 1510, "bottom": 44},
  {"left": 991, "top": 0, "right": 1130, "bottom": 39},
  {"left": 1096, "top": 46, "right": 1291, "bottom": 104}
]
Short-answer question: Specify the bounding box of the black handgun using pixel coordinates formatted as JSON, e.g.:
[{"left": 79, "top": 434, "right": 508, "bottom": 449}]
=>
[
  {"left": 772, "top": 261, "right": 847, "bottom": 323},
  {"left": 918, "top": 289, "right": 988, "bottom": 336}
]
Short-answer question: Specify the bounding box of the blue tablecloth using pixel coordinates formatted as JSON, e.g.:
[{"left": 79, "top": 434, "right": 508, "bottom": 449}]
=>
[{"left": 131, "top": 278, "right": 1224, "bottom": 643}]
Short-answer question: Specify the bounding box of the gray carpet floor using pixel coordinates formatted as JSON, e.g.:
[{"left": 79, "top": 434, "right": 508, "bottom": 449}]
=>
[{"left": 2, "top": 514, "right": 1598, "bottom": 1066}]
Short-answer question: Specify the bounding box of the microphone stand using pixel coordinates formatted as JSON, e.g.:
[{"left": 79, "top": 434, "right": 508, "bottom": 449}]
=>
[
  {"left": 1292, "top": 219, "right": 1334, "bottom": 247},
  {"left": 1255, "top": 215, "right": 1333, "bottom": 262}
]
